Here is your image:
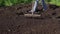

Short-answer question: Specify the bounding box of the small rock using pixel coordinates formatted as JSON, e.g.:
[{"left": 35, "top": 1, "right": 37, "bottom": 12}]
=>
[{"left": 8, "top": 29, "right": 11, "bottom": 32}]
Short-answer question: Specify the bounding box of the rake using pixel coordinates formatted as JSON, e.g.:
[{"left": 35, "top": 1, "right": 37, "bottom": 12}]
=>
[{"left": 24, "top": 0, "right": 47, "bottom": 17}]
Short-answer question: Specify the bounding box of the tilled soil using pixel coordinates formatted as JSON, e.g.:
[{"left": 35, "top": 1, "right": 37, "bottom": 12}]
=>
[{"left": 0, "top": 4, "right": 60, "bottom": 34}]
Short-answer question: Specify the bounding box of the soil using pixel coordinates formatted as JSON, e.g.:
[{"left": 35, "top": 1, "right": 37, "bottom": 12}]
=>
[{"left": 0, "top": 4, "right": 60, "bottom": 34}]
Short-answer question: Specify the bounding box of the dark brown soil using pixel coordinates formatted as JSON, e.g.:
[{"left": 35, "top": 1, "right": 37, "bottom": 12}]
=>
[{"left": 0, "top": 4, "right": 60, "bottom": 34}]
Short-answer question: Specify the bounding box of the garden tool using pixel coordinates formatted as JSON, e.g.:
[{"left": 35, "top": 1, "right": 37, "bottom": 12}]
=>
[{"left": 24, "top": 0, "right": 47, "bottom": 17}]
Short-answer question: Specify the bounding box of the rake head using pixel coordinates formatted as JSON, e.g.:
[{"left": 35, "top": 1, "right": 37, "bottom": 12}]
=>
[{"left": 24, "top": 13, "right": 41, "bottom": 18}]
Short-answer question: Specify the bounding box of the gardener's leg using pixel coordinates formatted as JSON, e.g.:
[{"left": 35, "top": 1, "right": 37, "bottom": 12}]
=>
[
  {"left": 41, "top": 0, "right": 47, "bottom": 11},
  {"left": 31, "top": 0, "right": 39, "bottom": 12}
]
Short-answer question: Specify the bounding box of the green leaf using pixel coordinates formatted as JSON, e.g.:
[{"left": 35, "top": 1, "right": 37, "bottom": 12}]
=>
[{"left": 4, "top": 0, "right": 13, "bottom": 6}]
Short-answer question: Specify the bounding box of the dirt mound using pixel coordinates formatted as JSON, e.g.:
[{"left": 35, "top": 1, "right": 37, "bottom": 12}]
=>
[{"left": 0, "top": 4, "right": 60, "bottom": 34}]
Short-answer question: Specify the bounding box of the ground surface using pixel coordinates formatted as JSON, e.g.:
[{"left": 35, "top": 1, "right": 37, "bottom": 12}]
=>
[{"left": 0, "top": 4, "right": 60, "bottom": 34}]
